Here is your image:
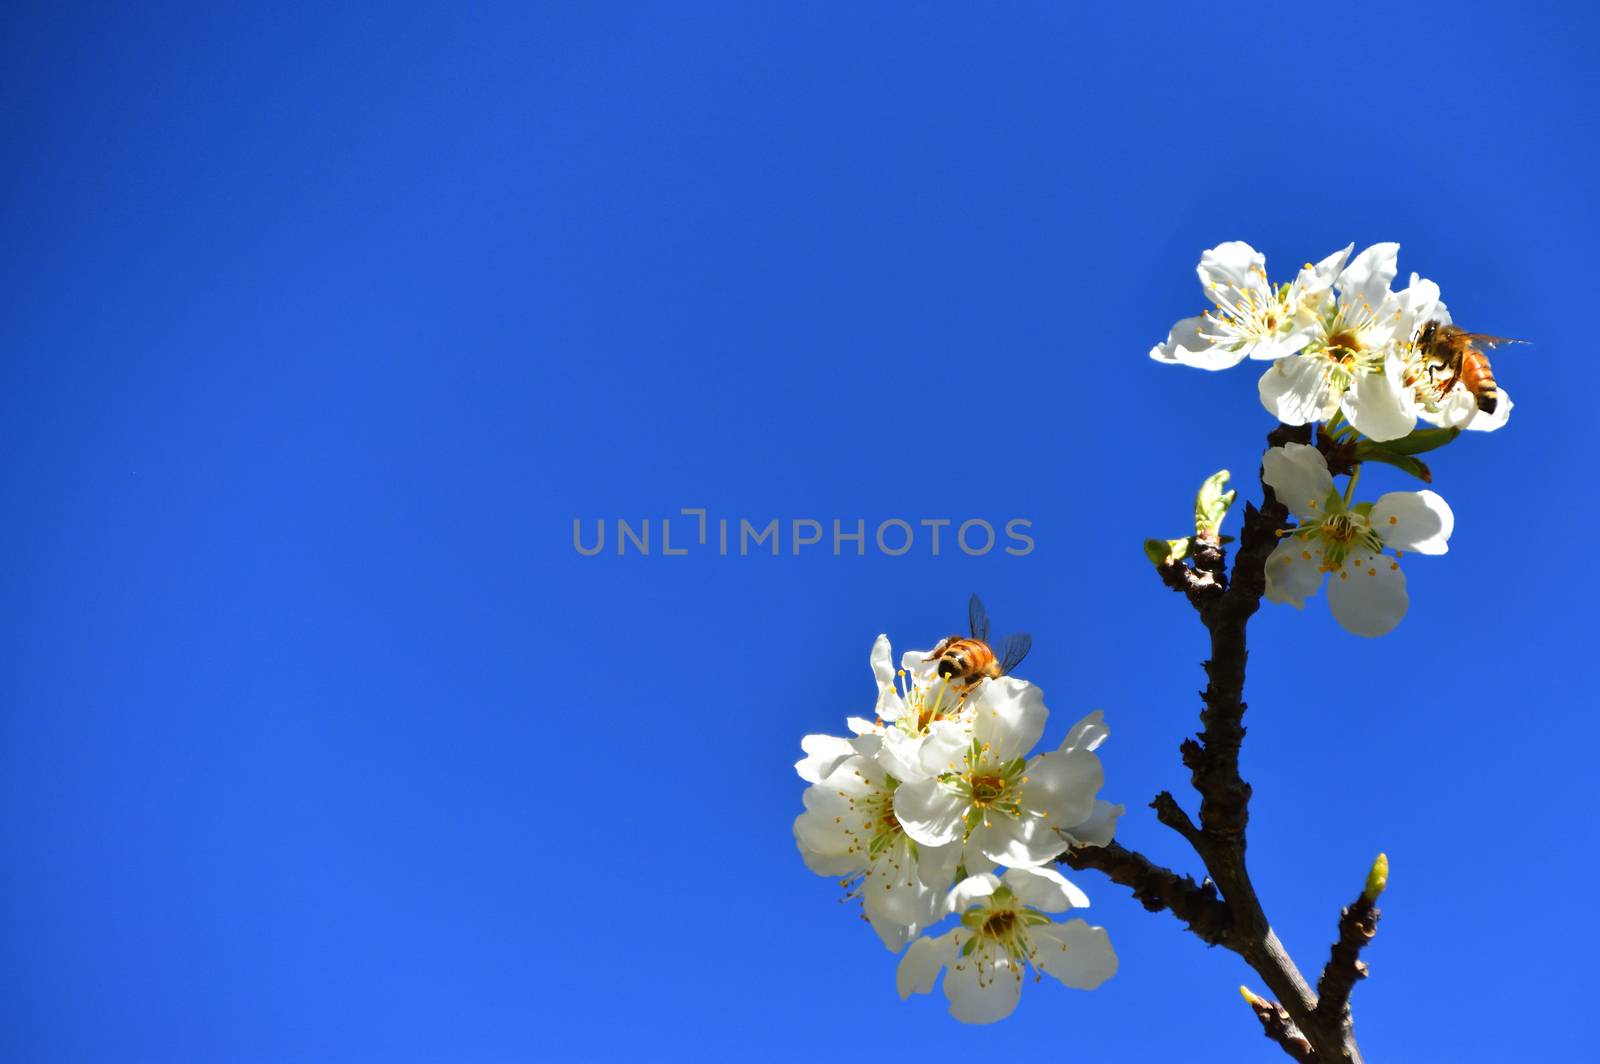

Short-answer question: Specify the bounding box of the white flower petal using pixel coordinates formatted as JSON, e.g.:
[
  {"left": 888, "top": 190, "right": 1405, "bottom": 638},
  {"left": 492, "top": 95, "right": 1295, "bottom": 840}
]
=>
[
  {"left": 1261, "top": 442, "right": 1334, "bottom": 522},
  {"left": 893, "top": 779, "right": 969, "bottom": 847},
  {"left": 967, "top": 815, "right": 1026, "bottom": 867},
  {"left": 871, "top": 634, "right": 905, "bottom": 721},
  {"left": 794, "top": 782, "right": 870, "bottom": 875},
  {"left": 958, "top": 838, "right": 999, "bottom": 880},
  {"left": 795, "top": 733, "right": 858, "bottom": 784},
  {"left": 1150, "top": 316, "right": 1249, "bottom": 371},
  {"left": 865, "top": 842, "right": 944, "bottom": 931},
  {"left": 1057, "top": 800, "right": 1123, "bottom": 847},
  {"left": 1419, "top": 387, "right": 1479, "bottom": 429},
  {"left": 1198, "top": 241, "right": 1268, "bottom": 302},
  {"left": 1294, "top": 244, "right": 1353, "bottom": 298},
  {"left": 972, "top": 677, "right": 1048, "bottom": 762},
  {"left": 1059, "top": 710, "right": 1108, "bottom": 754},
  {"left": 1020, "top": 749, "right": 1102, "bottom": 831},
  {"left": 1259, "top": 354, "right": 1335, "bottom": 427},
  {"left": 866, "top": 910, "right": 916, "bottom": 952},
  {"left": 943, "top": 945, "right": 1023, "bottom": 1024},
  {"left": 1247, "top": 319, "right": 1320, "bottom": 362},
  {"left": 876, "top": 727, "right": 926, "bottom": 783},
  {"left": 1394, "top": 273, "right": 1442, "bottom": 337},
  {"left": 1327, "top": 553, "right": 1408, "bottom": 637},
  {"left": 916, "top": 719, "right": 974, "bottom": 777},
  {"left": 1342, "top": 359, "right": 1417, "bottom": 442},
  {"left": 1031, "top": 920, "right": 1118, "bottom": 990},
  {"left": 1464, "top": 387, "right": 1512, "bottom": 432},
  {"left": 948, "top": 873, "right": 1002, "bottom": 913},
  {"left": 793, "top": 814, "right": 862, "bottom": 876},
  {"left": 897, "top": 931, "right": 958, "bottom": 999},
  {"left": 915, "top": 839, "right": 964, "bottom": 892},
  {"left": 1337, "top": 243, "right": 1400, "bottom": 310},
  {"left": 969, "top": 812, "right": 1067, "bottom": 868},
  {"left": 901, "top": 649, "right": 939, "bottom": 681},
  {"left": 1002, "top": 865, "right": 1090, "bottom": 911},
  {"left": 1371, "top": 490, "right": 1452, "bottom": 555},
  {"left": 1264, "top": 537, "right": 1326, "bottom": 608}
]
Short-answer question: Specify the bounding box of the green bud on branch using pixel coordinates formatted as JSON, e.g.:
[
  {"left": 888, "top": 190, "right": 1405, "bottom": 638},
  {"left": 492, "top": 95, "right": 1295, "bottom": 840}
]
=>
[
  {"left": 1194, "top": 469, "right": 1236, "bottom": 541},
  {"left": 1363, "top": 853, "right": 1389, "bottom": 902}
]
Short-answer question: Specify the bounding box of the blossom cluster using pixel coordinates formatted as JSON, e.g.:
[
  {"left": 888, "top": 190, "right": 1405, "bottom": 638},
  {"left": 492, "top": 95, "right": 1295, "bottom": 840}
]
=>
[
  {"left": 1150, "top": 241, "right": 1512, "bottom": 438},
  {"left": 1150, "top": 241, "right": 1513, "bottom": 636},
  {"left": 793, "top": 635, "right": 1121, "bottom": 1022}
]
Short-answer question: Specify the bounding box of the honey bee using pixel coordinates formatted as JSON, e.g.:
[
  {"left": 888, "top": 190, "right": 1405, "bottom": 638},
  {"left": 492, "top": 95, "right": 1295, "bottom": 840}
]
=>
[
  {"left": 1415, "top": 320, "right": 1527, "bottom": 415},
  {"left": 925, "top": 594, "right": 1032, "bottom": 693}
]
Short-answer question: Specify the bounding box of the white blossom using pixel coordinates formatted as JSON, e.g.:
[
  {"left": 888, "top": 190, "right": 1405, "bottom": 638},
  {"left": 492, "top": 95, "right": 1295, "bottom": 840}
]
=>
[
  {"left": 1150, "top": 242, "right": 1343, "bottom": 370},
  {"left": 1262, "top": 442, "right": 1453, "bottom": 637},
  {"left": 1256, "top": 243, "right": 1425, "bottom": 441},
  {"left": 896, "top": 869, "right": 1117, "bottom": 1024},
  {"left": 794, "top": 750, "right": 963, "bottom": 950},
  {"left": 893, "top": 681, "right": 1109, "bottom": 868}
]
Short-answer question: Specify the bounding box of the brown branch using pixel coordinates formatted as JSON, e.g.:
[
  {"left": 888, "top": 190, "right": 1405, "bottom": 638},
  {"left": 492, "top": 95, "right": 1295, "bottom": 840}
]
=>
[
  {"left": 1151, "top": 790, "right": 1202, "bottom": 847},
  {"left": 1057, "top": 841, "right": 1231, "bottom": 946},
  {"left": 1315, "top": 891, "right": 1381, "bottom": 1031},
  {"left": 1243, "top": 988, "right": 1316, "bottom": 1062},
  {"left": 1155, "top": 558, "right": 1222, "bottom": 607},
  {"left": 1060, "top": 423, "right": 1377, "bottom": 1063}
]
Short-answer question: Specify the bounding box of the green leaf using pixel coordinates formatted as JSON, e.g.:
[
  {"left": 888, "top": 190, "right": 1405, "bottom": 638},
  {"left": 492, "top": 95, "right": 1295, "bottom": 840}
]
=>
[
  {"left": 1358, "top": 426, "right": 1460, "bottom": 457},
  {"left": 1360, "top": 451, "right": 1433, "bottom": 483},
  {"left": 1194, "top": 469, "right": 1236, "bottom": 538},
  {"left": 1143, "top": 537, "right": 1189, "bottom": 567}
]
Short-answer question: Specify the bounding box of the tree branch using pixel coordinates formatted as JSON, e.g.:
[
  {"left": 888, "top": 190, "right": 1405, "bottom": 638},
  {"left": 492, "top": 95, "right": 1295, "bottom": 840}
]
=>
[
  {"left": 1315, "top": 887, "right": 1382, "bottom": 1032},
  {"left": 1242, "top": 987, "right": 1316, "bottom": 1062},
  {"left": 1059, "top": 423, "right": 1376, "bottom": 1063},
  {"left": 1057, "top": 841, "right": 1231, "bottom": 946}
]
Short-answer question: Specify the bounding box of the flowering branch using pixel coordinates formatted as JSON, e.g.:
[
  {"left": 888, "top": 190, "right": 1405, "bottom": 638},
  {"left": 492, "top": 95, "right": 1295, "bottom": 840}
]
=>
[
  {"left": 1058, "top": 422, "right": 1376, "bottom": 1063},
  {"left": 795, "top": 239, "right": 1507, "bottom": 1054}
]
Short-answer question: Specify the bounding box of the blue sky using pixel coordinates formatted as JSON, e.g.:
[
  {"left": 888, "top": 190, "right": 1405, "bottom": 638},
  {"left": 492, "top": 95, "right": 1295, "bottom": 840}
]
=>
[{"left": 4, "top": 3, "right": 1598, "bottom": 1061}]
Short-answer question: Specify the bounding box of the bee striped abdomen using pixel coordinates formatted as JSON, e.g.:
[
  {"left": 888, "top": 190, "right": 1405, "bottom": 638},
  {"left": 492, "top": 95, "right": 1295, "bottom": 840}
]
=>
[
  {"left": 934, "top": 638, "right": 997, "bottom": 685},
  {"left": 1460, "top": 349, "right": 1498, "bottom": 414}
]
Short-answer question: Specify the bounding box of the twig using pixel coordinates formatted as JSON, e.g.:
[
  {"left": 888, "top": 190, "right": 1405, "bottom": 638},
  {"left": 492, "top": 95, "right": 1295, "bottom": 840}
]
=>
[
  {"left": 1315, "top": 860, "right": 1384, "bottom": 1032},
  {"left": 1151, "top": 790, "right": 1202, "bottom": 847},
  {"left": 1057, "top": 841, "right": 1230, "bottom": 946},
  {"left": 1242, "top": 987, "right": 1316, "bottom": 1062}
]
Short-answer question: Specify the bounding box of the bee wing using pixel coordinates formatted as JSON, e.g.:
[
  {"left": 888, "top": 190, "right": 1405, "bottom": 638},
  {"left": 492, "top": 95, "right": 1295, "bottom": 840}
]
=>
[
  {"left": 1460, "top": 334, "right": 1530, "bottom": 349},
  {"left": 996, "top": 633, "right": 1032, "bottom": 677},
  {"left": 968, "top": 593, "right": 991, "bottom": 643}
]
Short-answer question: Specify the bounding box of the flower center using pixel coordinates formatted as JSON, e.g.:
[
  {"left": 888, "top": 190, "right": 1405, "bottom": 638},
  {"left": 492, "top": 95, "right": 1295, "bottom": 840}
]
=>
[
  {"left": 895, "top": 670, "right": 966, "bottom": 737},
  {"left": 1198, "top": 269, "right": 1293, "bottom": 349},
  {"left": 1302, "top": 510, "right": 1383, "bottom": 570},
  {"left": 969, "top": 774, "right": 1009, "bottom": 805},
  {"left": 1322, "top": 513, "right": 1360, "bottom": 543},
  {"left": 940, "top": 739, "right": 1030, "bottom": 832},
  {"left": 981, "top": 909, "right": 1018, "bottom": 940},
  {"left": 1326, "top": 328, "right": 1363, "bottom": 356}
]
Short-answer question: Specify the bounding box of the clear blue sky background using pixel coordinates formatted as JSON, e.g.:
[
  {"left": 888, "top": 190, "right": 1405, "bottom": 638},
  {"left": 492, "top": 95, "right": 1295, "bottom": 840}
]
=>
[{"left": 5, "top": 3, "right": 1597, "bottom": 1061}]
